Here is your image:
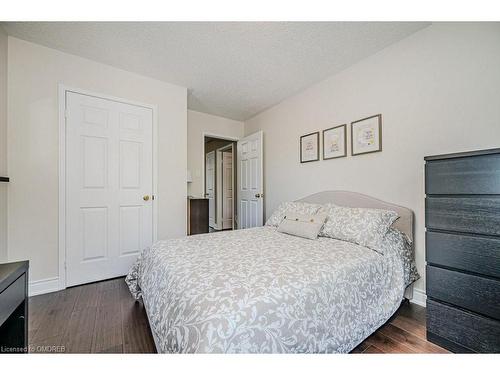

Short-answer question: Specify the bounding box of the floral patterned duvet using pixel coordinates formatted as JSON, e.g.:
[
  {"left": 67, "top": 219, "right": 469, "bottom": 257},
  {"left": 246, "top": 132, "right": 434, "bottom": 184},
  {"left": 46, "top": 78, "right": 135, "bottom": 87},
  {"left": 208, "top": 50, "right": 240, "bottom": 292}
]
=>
[{"left": 126, "top": 226, "right": 417, "bottom": 353}]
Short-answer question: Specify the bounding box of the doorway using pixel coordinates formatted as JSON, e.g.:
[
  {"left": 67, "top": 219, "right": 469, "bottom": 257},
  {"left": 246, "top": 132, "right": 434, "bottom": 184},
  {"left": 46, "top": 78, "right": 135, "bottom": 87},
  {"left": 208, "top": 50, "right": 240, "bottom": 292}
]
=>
[{"left": 204, "top": 136, "right": 236, "bottom": 231}]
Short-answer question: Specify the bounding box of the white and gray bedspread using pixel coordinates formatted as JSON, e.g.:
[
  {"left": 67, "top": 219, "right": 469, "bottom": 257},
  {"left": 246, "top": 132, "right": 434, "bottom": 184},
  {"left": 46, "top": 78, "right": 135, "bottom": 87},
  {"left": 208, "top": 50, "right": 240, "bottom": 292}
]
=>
[{"left": 126, "top": 226, "right": 418, "bottom": 353}]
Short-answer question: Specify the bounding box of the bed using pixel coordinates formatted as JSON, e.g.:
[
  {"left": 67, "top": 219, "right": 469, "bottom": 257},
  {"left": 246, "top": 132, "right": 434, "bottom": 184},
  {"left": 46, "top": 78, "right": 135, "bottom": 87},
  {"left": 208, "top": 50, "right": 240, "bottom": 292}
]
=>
[{"left": 126, "top": 191, "right": 419, "bottom": 353}]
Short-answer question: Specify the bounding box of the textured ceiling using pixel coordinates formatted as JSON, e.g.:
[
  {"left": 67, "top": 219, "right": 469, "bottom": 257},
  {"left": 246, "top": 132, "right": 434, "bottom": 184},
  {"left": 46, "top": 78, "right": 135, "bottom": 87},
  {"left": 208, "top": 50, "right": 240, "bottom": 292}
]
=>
[{"left": 2, "top": 22, "right": 429, "bottom": 120}]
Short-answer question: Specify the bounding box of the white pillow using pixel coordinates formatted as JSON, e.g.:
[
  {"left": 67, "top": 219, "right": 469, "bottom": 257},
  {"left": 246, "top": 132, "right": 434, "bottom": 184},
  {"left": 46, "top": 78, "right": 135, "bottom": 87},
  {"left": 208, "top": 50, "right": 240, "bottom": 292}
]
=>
[
  {"left": 265, "top": 201, "right": 322, "bottom": 227},
  {"left": 277, "top": 212, "right": 328, "bottom": 240},
  {"left": 319, "top": 203, "right": 399, "bottom": 250}
]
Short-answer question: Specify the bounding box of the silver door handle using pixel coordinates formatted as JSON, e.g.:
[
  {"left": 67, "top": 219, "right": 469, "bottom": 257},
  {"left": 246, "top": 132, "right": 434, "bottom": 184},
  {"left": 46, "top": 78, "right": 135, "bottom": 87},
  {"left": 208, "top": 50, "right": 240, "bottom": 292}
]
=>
[{"left": 255, "top": 193, "right": 262, "bottom": 198}]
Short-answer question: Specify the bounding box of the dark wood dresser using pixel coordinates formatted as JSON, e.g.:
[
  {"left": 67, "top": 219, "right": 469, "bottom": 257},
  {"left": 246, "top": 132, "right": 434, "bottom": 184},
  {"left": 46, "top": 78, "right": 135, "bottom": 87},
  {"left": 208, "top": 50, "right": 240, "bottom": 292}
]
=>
[
  {"left": 425, "top": 148, "right": 500, "bottom": 353},
  {"left": 187, "top": 197, "right": 209, "bottom": 235},
  {"left": 0, "top": 261, "right": 29, "bottom": 353}
]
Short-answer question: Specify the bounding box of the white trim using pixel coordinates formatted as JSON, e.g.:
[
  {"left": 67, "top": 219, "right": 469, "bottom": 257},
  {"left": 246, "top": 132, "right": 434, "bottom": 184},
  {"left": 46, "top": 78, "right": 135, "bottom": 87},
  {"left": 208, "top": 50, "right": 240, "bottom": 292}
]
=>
[
  {"left": 231, "top": 144, "right": 236, "bottom": 230},
  {"left": 58, "top": 84, "right": 67, "bottom": 292},
  {"left": 58, "top": 84, "right": 158, "bottom": 291},
  {"left": 201, "top": 132, "right": 240, "bottom": 199},
  {"left": 215, "top": 148, "right": 223, "bottom": 230},
  {"left": 216, "top": 143, "right": 235, "bottom": 230},
  {"left": 151, "top": 103, "right": 159, "bottom": 243},
  {"left": 215, "top": 144, "right": 235, "bottom": 230},
  {"left": 206, "top": 150, "right": 217, "bottom": 229},
  {"left": 217, "top": 143, "right": 233, "bottom": 152},
  {"left": 29, "top": 277, "right": 60, "bottom": 297},
  {"left": 411, "top": 288, "right": 427, "bottom": 307}
]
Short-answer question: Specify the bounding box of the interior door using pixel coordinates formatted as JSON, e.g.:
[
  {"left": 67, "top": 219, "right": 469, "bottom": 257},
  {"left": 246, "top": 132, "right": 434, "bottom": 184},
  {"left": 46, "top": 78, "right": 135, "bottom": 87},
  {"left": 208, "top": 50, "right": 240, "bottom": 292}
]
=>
[
  {"left": 66, "top": 91, "right": 153, "bottom": 287},
  {"left": 237, "top": 131, "right": 263, "bottom": 229},
  {"left": 206, "top": 151, "right": 216, "bottom": 228},
  {"left": 222, "top": 150, "right": 233, "bottom": 230}
]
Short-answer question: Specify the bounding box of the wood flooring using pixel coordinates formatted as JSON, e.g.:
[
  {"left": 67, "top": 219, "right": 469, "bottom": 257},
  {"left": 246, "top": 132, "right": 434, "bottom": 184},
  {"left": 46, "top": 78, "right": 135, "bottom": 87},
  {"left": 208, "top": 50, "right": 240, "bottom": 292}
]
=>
[
  {"left": 29, "top": 277, "right": 155, "bottom": 353},
  {"left": 28, "top": 277, "right": 448, "bottom": 354}
]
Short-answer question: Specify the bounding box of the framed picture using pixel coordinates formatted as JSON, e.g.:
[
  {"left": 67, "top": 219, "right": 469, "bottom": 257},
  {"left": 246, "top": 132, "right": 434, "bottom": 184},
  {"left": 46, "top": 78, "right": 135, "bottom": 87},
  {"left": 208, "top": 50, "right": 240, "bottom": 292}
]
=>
[
  {"left": 322, "top": 124, "right": 347, "bottom": 160},
  {"left": 300, "top": 132, "right": 319, "bottom": 163},
  {"left": 351, "top": 114, "right": 382, "bottom": 156}
]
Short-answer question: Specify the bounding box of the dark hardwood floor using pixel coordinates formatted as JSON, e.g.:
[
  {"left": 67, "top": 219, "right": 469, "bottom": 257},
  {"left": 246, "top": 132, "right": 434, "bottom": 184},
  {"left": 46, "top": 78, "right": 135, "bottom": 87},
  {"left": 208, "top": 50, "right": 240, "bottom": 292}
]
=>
[
  {"left": 352, "top": 300, "right": 448, "bottom": 354},
  {"left": 29, "top": 277, "right": 155, "bottom": 353},
  {"left": 28, "top": 277, "right": 448, "bottom": 354}
]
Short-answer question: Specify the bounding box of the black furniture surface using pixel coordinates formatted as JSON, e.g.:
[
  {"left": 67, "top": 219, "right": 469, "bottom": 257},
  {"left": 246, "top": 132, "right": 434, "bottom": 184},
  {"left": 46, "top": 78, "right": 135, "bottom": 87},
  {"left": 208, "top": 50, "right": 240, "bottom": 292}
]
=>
[
  {"left": 0, "top": 261, "right": 29, "bottom": 354},
  {"left": 187, "top": 197, "right": 209, "bottom": 235},
  {"left": 425, "top": 148, "right": 500, "bottom": 353}
]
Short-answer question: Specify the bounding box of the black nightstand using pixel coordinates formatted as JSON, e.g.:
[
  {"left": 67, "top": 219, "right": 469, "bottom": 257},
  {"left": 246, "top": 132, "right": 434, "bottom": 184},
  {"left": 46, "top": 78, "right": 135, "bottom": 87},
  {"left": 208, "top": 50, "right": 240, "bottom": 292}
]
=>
[{"left": 0, "top": 261, "right": 29, "bottom": 354}]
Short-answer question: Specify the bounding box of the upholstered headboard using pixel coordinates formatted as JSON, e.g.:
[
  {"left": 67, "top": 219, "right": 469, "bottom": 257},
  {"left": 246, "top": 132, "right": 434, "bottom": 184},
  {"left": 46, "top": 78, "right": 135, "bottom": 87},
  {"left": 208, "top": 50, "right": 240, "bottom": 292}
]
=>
[{"left": 296, "top": 190, "right": 414, "bottom": 242}]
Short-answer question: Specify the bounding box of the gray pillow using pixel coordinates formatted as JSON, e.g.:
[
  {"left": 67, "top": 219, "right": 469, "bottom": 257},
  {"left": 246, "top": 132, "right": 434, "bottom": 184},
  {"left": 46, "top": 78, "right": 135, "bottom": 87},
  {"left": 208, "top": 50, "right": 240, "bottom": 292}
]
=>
[
  {"left": 277, "top": 212, "right": 328, "bottom": 240},
  {"left": 319, "top": 203, "right": 399, "bottom": 250},
  {"left": 265, "top": 201, "right": 322, "bottom": 227}
]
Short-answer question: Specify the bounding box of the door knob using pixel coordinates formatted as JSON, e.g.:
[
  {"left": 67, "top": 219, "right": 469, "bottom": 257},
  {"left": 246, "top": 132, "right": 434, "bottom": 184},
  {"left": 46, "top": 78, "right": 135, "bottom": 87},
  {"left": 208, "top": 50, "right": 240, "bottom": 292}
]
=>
[
  {"left": 143, "top": 195, "right": 150, "bottom": 201},
  {"left": 255, "top": 193, "right": 261, "bottom": 198}
]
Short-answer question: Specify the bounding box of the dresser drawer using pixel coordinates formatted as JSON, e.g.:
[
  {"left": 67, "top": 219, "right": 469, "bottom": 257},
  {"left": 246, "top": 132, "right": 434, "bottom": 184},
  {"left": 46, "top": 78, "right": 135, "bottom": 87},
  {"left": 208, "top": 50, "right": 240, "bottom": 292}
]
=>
[
  {"left": 426, "top": 231, "right": 500, "bottom": 279},
  {"left": 425, "top": 196, "right": 500, "bottom": 236},
  {"left": 425, "top": 153, "right": 500, "bottom": 195},
  {"left": 426, "top": 266, "right": 500, "bottom": 320},
  {"left": 0, "top": 274, "right": 26, "bottom": 327},
  {"left": 427, "top": 299, "right": 500, "bottom": 353}
]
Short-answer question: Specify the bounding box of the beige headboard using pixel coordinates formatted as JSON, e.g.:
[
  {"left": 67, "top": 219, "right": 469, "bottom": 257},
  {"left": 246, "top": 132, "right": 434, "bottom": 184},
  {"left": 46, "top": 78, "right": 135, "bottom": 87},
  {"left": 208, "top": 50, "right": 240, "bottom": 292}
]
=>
[{"left": 296, "top": 190, "right": 414, "bottom": 242}]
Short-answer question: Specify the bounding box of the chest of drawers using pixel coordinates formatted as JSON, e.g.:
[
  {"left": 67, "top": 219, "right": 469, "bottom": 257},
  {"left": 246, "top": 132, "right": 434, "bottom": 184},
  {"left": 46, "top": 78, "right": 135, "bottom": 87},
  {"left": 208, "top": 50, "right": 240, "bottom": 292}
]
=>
[{"left": 425, "top": 148, "right": 500, "bottom": 353}]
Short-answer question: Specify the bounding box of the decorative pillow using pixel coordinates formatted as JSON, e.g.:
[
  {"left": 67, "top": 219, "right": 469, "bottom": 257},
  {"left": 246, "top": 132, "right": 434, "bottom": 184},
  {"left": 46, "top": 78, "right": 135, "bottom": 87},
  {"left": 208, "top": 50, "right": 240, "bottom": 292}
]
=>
[
  {"left": 375, "top": 228, "right": 420, "bottom": 286},
  {"left": 265, "top": 201, "right": 322, "bottom": 227},
  {"left": 319, "top": 204, "right": 399, "bottom": 250},
  {"left": 277, "top": 212, "right": 328, "bottom": 240}
]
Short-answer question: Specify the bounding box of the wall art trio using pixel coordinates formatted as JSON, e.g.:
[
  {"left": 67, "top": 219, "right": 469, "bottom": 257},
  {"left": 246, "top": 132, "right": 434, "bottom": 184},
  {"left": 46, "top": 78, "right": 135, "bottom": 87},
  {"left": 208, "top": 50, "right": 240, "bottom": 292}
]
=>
[{"left": 300, "top": 114, "right": 382, "bottom": 163}]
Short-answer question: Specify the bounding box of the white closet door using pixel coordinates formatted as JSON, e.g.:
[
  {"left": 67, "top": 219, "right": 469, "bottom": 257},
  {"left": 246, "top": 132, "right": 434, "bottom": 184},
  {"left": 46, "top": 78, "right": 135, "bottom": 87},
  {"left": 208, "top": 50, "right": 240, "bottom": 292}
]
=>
[
  {"left": 237, "top": 131, "right": 264, "bottom": 229},
  {"left": 66, "top": 92, "right": 153, "bottom": 287},
  {"left": 206, "top": 151, "right": 216, "bottom": 228},
  {"left": 222, "top": 151, "right": 233, "bottom": 229}
]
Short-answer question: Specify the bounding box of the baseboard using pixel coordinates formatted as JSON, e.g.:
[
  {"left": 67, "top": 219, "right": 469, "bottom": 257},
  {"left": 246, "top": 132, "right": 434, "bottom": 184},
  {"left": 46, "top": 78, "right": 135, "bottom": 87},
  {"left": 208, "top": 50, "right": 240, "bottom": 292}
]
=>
[
  {"left": 410, "top": 288, "right": 427, "bottom": 307},
  {"left": 29, "top": 277, "right": 61, "bottom": 296}
]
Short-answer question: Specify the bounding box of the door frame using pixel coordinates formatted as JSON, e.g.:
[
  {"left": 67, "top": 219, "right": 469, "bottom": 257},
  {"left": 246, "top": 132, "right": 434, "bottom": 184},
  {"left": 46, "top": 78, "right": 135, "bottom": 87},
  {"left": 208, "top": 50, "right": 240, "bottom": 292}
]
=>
[
  {"left": 201, "top": 132, "right": 239, "bottom": 200},
  {"left": 205, "top": 150, "right": 216, "bottom": 229},
  {"left": 58, "top": 84, "right": 159, "bottom": 291},
  {"left": 216, "top": 144, "right": 235, "bottom": 230}
]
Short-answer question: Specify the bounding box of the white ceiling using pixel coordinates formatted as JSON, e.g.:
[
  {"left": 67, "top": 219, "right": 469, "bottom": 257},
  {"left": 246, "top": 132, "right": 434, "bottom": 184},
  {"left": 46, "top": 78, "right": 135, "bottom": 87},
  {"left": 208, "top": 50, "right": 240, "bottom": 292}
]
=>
[{"left": 2, "top": 22, "right": 429, "bottom": 120}]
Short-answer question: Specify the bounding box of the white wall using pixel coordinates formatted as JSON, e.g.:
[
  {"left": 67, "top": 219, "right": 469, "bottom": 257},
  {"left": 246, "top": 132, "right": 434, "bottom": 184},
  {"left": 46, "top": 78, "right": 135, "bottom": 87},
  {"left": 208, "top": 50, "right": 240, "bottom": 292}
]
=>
[
  {"left": 0, "top": 28, "right": 7, "bottom": 262},
  {"left": 187, "top": 109, "right": 244, "bottom": 198},
  {"left": 7, "top": 37, "right": 187, "bottom": 284},
  {"left": 244, "top": 23, "right": 500, "bottom": 295}
]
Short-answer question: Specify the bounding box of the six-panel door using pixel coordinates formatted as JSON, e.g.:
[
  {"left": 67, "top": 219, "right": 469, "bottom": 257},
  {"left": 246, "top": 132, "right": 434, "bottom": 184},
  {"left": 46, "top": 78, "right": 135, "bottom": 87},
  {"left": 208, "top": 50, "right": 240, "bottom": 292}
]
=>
[
  {"left": 66, "top": 92, "right": 153, "bottom": 287},
  {"left": 237, "top": 131, "right": 263, "bottom": 229}
]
